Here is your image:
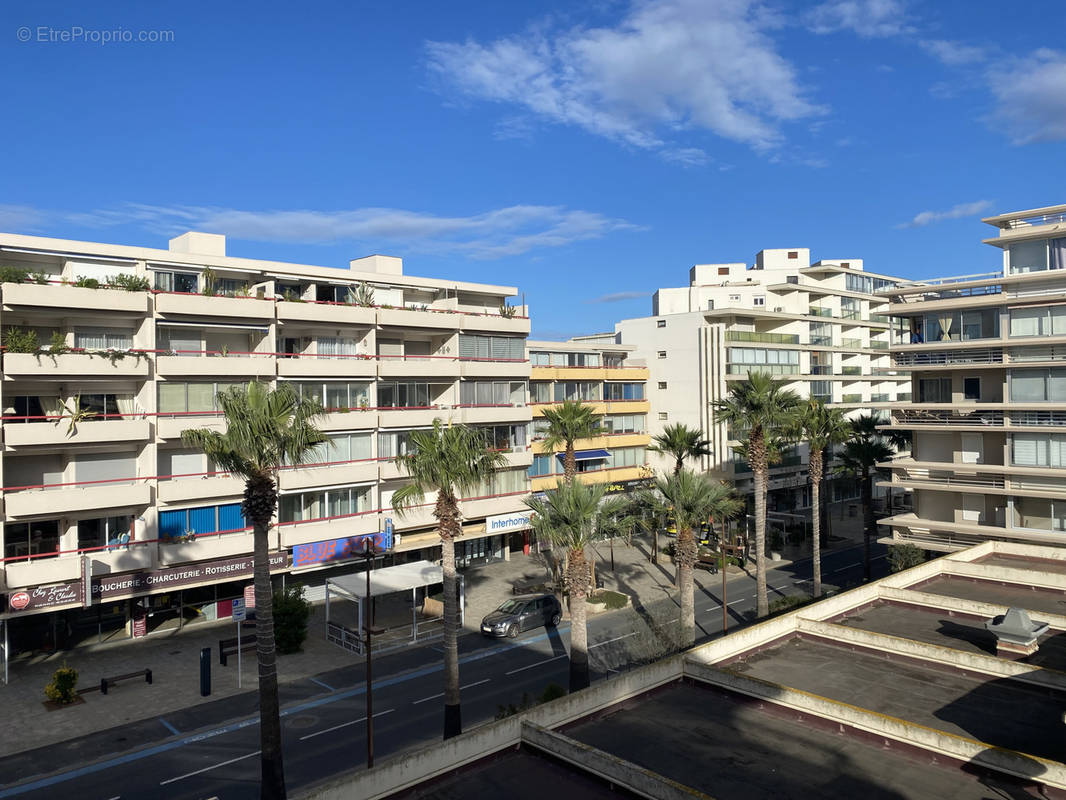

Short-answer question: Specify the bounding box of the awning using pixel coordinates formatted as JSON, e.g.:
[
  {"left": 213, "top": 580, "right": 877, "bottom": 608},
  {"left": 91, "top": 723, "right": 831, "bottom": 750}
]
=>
[
  {"left": 157, "top": 320, "right": 270, "bottom": 332},
  {"left": 326, "top": 560, "right": 442, "bottom": 599},
  {"left": 557, "top": 448, "right": 610, "bottom": 462}
]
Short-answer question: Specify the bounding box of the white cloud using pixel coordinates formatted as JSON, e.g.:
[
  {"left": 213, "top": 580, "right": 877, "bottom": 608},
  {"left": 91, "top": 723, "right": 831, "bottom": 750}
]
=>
[
  {"left": 987, "top": 49, "right": 1066, "bottom": 145},
  {"left": 659, "top": 147, "right": 710, "bottom": 167},
  {"left": 919, "top": 39, "right": 986, "bottom": 66},
  {"left": 426, "top": 0, "right": 823, "bottom": 158},
  {"left": 897, "top": 200, "right": 994, "bottom": 229},
  {"left": 48, "top": 203, "right": 639, "bottom": 260},
  {"left": 588, "top": 290, "right": 648, "bottom": 303},
  {"left": 805, "top": 0, "right": 911, "bottom": 37}
]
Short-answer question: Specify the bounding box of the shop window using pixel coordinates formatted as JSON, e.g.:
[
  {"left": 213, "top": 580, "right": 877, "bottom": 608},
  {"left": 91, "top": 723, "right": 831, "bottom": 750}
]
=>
[{"left": 4, "top": 520, "right": 61, "bottom": 560}]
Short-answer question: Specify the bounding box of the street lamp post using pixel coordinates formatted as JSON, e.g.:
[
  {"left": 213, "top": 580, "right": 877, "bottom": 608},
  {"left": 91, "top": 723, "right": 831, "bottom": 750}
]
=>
[{"left": 362, "top": 540, "right": 384, "bottom": 768}]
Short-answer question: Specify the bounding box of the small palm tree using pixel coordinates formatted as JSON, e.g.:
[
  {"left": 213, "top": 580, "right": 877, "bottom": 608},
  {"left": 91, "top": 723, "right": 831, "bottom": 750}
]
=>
[
  {"left": 391, "top": 420, "right": 505, "bottom": 739},
  {"left": 183, "top": 381, "right": 325, "bottom": 800},
  {"left": 525, "top": 481, "right": 625, "bottom": 690},
  {"left": 637, "top": 471, "right": 742, "bottom": 647},
  {"left": 838, "top": 414, "right": 895, "bottom": 582},
  {"left": 540, "top": 400, "right": 604, "bottom": 482},
  {"left": 649, "top": 423, "right": 712, "bottom": 474},
  {"left": 713, "top": 372, "right": 801, "bottom": 618},
  {"left": 794, "top": 400, "right": 851, "bottom": 597}
]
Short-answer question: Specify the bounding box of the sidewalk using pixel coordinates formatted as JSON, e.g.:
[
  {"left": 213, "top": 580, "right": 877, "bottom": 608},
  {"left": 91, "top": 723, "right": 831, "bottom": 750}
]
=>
[{"left": 0, "top": 506, "right": 869, "bottom": 758}]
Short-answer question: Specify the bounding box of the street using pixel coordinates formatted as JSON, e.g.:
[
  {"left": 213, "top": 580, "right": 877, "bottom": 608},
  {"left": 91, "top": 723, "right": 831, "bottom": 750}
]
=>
[{"left": 0, "top": 542, "right": 888, "bottom": 800}]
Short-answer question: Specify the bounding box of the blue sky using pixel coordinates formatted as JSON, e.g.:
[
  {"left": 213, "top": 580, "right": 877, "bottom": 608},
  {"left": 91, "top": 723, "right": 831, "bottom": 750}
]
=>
[{"left": 1, "top": 0, "right": 1065, "bottom": 339}]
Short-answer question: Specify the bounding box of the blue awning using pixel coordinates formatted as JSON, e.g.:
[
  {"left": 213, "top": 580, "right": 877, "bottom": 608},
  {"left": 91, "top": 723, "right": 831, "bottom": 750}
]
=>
[{"left": 557, "top": 448, "right": 610, "bottom": 462}]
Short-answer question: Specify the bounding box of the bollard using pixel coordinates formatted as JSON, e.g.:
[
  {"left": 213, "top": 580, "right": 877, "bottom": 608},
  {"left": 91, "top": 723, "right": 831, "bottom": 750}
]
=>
[
  {"left": 200, "top": 647, "right": 211, "bottom": 697},
  {"left": 145, "top": 668, "right": 152, "bottom": 685}
]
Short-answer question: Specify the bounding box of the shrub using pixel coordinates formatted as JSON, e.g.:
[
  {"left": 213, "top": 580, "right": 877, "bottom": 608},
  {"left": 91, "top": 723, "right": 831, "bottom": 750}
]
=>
[
  {"left": 768, "top": 594, "right": 812, "bottom": 615},
  {"left": 496, "top": 682, "right": 567, "bottom": 718},
  {"left": 73, "top": 276, "right": 100, "bottom": 289},
  {"left": 0, "top": 266, "right": 29, "bottom": 284},
  {"left": 499, "top": 303, "right": 517, "bottom": 319},
  {"left": 48, "top": 330, "right": 69, "bottom": 356},
  {"left": 4, "top": 327, "right": 40, "bottom": 353},
  {"left": 108, "top": 273, "right": 151, "bottom": 292},
  {"left": 590, "top": 589, "right": 628, "bottom": 610},
  {"left": 273, "top": 583, "right": 311, "bottom": 654},
  {"left": 888, "top": 543, "right": 927, "bottom": 573},
  {"left": 30, "top": 271, "right": 49, "bottom": 285},
  {"left": 351, "top": 281, "right": 375, "bottom": 306},
  {"left": 44, "top": 665, "right": 79, "bottom": 705}
]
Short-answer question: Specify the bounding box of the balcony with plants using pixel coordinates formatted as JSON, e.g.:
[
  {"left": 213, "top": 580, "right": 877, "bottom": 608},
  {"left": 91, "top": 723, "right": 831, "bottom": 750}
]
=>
[{"left": 0, "top": 267, "right": 152, "bottom": 313}]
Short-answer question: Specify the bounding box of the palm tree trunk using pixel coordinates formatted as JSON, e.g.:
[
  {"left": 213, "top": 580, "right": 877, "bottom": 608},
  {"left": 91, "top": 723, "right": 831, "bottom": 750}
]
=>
[
  {"left": 437, "top": 496, "right": 463, "bottom": 739},
  {"left": 568, "top": 547, "right": 590, "bottom": 691},
  {"left": 564, "top": 442, "right": 577, "bottom": 483},
  {"left": 674, "top": 455, "right": 683, "bottom": 474},
  {"left": 247, "top": 479, "right": 285, "bottom": 800},
  {"left": 862, "top": 468, "right": 873, "bottom": 582},
  {"left": 754, "top": 467, "right": 768, "bottom": 618},
  {"left": 810, "top": 451, "right": 823, "bottom": 598},
  {"left": 676, "top": 525, "right": 696, "bottom": 648}
]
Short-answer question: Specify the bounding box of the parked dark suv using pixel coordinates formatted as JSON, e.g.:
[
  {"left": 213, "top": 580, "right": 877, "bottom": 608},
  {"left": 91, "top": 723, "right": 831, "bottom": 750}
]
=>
[{"left": 480, "top": 594, "right": 562, "bottom": 638}]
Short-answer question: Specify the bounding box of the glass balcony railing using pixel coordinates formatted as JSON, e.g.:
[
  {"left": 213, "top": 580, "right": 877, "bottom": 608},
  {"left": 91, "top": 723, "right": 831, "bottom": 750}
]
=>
[
  {"left": 841, "top": 337, "right": 862, "bottom": 349},
  {"left": 726, "top": 363, "right": 798, "bottom": 376},
  {"left": 810, "top": 336, "right": 832, "bottom": 347},
  {"left": 868, "top": 340, "right": 889, "bottom": 349},
  {"left": 870, "top": 393, "right": 889, "bottom": 402},
  {"left": 810, "top": 365, "right": 833, "bottom": 375},
  {"left": 725, "top": 331, "right": 800, "bottom": 344},
  {"left": 809, "top": 307, "right": 834, "bottom": 318},
  {"left": 841, "top": 393, "right": 862, "bottom": 403},
  {"left": 841, "top": 366, "right": 863, "bottom": 376}
]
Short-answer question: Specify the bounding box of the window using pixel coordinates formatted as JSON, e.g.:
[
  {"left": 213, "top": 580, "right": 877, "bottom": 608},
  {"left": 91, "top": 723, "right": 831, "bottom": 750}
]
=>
[
  {"left": 4, "top": 395, "right": 59, "bottom": 423},
  {"left": 159, "top": 382, "right": 243, "bottom": 414},
  {"left": 603, "top": 382, "right": 645, "bottom": 401},
  {"left": 458, "top": 335, "right": 524, "bottom": 361},
  {"left": 530, "top": 382, "right": 552, "bottom": 403},
  {"left": 658, "top": 381, "right": 667, "bottom": 390},
  {"left": 74, "top": 328, "right": 133, "bottom": 351},
  {"left": 377, "top": 429, "right": 423, "bottom": 458},
  {"left": 278, "top": 486, "right": 372, "bottom": 523},
  {"left": 845, "top": 274, "right": 874, "bottom": 294},
  {"left": 658, "top": 412, "right": 668, "bottom": 420},
  {"left": 3, "top": 520, "right": 60, "bottom": 561},
  {"left": 529, "top": 351, "right": 599, "bottom": 367},
  {"left": 379, "top": 381, "right": 430, "bottom": 408},
  {"left": 305, "top": 431, "right": 373, "bottom": 465},
  {"left": 1008, "top": 240, "right": 1049, "bottom": 274},
  {"left": 158, "top": 503, "right": 246, "bottom": 539},
  {"left": 1013, "top": 434, "right": 1066, "bottom": 468},
  {"left": 1011, "top": 368, "right": 1066, "bottom": 402},
  {"left": 468, "top": 468, "right": 527, "bottom": 498},
  {"left": 476, "top": 424, "right": 527, "bottom": 451},
  {"left": 554, "top": 382, "right": 601, "bottom": 402},
  {"left": 153, "top": 270, "right": 198, "bottom": 293},
  {"left": 529, "top": 454, "right": 556, "bottom": 478},
  {"left": 963, "top": 377, "right": 981, "bottom": 401},
  {"left": 603, "top": 414, "right": 645, "bottom": 434},
  {"left": 606, "top": 446, "right": 646, "bottom": 469},
  {"left": 461, "top": 381, "right": 526, "bottom": 406},
  {"left": 1012, "top": 496, "right": 1066, "bottom": 531},
  {"left": 78, "top": 516, "right": 132, "bottom": 551},
  {"left": 718, "top": 267, "right": 729, "bottom": 275},
  {"left": 1009, "top": 306, "right": 1066, "bottom": 338},
  {"left": 918, "top": 378, "right": 952, "bottom": 403},
  {"left": 727, "top": 348, "right": 800, "bottom": 375},
  {"left": 787, "top": 251, "right": 798, "bottom": 259},
  {"left": 293, "top": 381, "right": 370, "bottom": 410},
  {"left": 316, "top": 336, "right": 357, "bottom": 359},
  {"left": 753, "top": 296, "right": 765, "bottom": 307},
  {"left": 657, "top": 320, "right": 666, "bottom": 328},
  {"left": 657, "top": 351, "right": 667, "bottom": 359},
  {"left": 729, "top": 294, "right": 741, "bottom": 302}
]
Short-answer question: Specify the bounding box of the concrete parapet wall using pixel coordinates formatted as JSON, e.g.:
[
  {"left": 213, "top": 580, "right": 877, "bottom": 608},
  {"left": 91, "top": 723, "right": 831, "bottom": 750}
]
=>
[
  {"left": 879, "top": 586, "right": 1066, "bottom": 629},
  {"left": 990, "top": 541, "right": 1066, "bottom": 562},
  {"left": 294, "top": 656, "right": 684, "bottom": 800},
  {"left": 521, "top": 722, "right": 713, "bottom": 800},
  {"left": 941, "top": 560, "right": 1066, "bottom": 592},
  {"left": 684, "top": 658, "right": 1066, "bottom": 790},
  {"left": 796, "top": 618, "right": 1066, "bottom": 692}
]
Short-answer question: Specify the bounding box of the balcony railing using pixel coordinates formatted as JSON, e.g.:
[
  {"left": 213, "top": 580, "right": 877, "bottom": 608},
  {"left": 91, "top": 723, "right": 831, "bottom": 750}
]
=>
[
  {"left": 1002, "top": 210, "right": 1066, "bottom": 229},
  {"left": 1011, "top": 410, "right": 1066, "bottom": 427},
  {"left": 841, "top": 337, "right": 862, "bottom": 349},
  {"left": 841, "top": 393, "right": 862, "bottom": 403},
  {"left": 896, "top": 468, "right": 1005, "bottom": 489},
  {"left": 810, "top": 336, "right": 832, "bottom": 347},
  {"left": 868, "top": 340, "right": 889, "bottom": 350},
  {"left": 893, "top": 409, "right": 1004, "bottom": 426},
  {"left": 809, "top": 307, "right": 834, "bottom": 318},
  {"left": 893, "top": 349, "right": 1003, "bottom": 367},
  {"left": 725, "top": 330, "right": 800, "bottom": 344},
  {"left": 870, "top": 393, "right": 890, "bottom": 402},
  {"left": 725, "top": 364, "right": 797, "bottom": 376},
  {"left": 840, "top": 366, "right": 863, "bottom": 376},
  {"left": 810, "top": 365, "right": 833, "bottom": 375}
]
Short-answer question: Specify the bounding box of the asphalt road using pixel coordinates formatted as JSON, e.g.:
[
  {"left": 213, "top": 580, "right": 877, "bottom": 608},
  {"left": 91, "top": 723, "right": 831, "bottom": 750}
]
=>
[{"left": 0, "top": 542, "right": 888, "bottom": 800}]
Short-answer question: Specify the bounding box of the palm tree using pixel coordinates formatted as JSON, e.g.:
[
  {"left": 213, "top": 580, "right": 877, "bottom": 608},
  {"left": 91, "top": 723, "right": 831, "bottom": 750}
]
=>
[
  {"left": 183, "top": 381, "right": 325, "bottom": 800},
  {"left": 391, "top": 420, "right": 505, "bottom": 739},
  {"left": 638, "top": 471, "right": 742, "bottom": 647},
  {"left": 713, "top": 372, "right": 801, "bottom": 618},
  {"left": 540, "top": 400, "right": 603, "bottom": 482},
  {"left": 794, "top": 400, "right": 851, "bottom": 597},
  {"left": 838, "top": 414, "right": 894, "bottom": 582},
  {"left": 525, "top": 481, "right": 624, "bottom": 691},
  {"left": 649, "top": 423, "right": 712, "bottom": 474}
]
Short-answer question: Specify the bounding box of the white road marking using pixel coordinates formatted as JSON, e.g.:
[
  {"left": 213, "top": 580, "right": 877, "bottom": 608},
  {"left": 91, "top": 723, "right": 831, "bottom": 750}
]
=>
[
  {"left": 833, "top": 562, "right": 861, "bottom": 571},
  {"left": 159, "top": 750, "right": 260, "bottom": 786},
  {"left": 590, "top": 632, "right": 636, "bottom": 649},
  {"left": 505, "top": 654, "right": 567, "bottom": 675},
  {"left": 298, "top": 709, "right": 395, "bottom": 741},
  {"left": 412, "top": 678, "right": 490, "bottom": 705}
]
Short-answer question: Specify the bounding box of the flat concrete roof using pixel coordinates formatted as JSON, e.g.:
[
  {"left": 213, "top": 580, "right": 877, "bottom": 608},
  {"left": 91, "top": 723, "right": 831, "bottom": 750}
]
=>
[{"left": 914, "top": 575, "right": 1066, "bottom": 617}]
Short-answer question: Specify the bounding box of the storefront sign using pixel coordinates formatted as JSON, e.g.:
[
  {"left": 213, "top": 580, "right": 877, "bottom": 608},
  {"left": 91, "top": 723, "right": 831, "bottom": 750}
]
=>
[
  {"left": 292, "top": 530, "right": 392, "bottom": 569},
  {"left": 5, "top": 552, "right": 289, "bottom": 615},
  {"left": 243, "top": 584, "right": 256, "bottom": 610},
  {"left": 487, "top": 510, "right": 534, "bottom": 533},
  {"left": 603, "top": 478, "right": 654, "bottom": 495}
]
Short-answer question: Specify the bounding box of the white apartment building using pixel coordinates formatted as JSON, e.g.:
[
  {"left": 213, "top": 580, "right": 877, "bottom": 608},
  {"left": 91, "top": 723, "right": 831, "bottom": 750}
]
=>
[
  {"left": 0, "top": 230, "right": 531, "bottom": 663},
  {"left": 615, "top": 248, "right": 908, "bottom": 510},
  {"left": 881, "top": 203, "right": 1066, "bottom": 551}
]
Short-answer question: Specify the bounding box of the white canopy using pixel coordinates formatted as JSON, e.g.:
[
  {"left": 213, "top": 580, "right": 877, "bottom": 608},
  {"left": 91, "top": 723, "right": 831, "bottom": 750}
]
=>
[{"left": 326, "top": 560, "right": 442, "bottom": 600}]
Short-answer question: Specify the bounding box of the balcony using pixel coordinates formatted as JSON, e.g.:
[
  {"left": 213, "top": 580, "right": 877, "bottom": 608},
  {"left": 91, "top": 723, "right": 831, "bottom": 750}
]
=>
[
  {"left": 276, "top": 355, "right": 377, "bottom": 379},
  {"left": 157, "top": 474, "right": 246, "bottom": 504},
  {"left": 279, "top": 511, "right": 382, "bottom": 548},
  {"left": 2, "top": 352, "right": 150, "bottom": 379},
  {"left": 841, "top": 337, "right": 863, "bottom": 349},
  {"left": 155, "top": 353, "right": 275, "bottom": 378},
  {"left": 891, "top": 408, "right": 1004, "bottom": 427},
  {"left": 3, "top": 418, "right": 150, "bottom": 448},
  {"left": 156, "top": 413, "right": 226, "bottom": 439},
  {"left": 377, "top": 356, "right": 460, "bottom": 379},
  {"left": 2, "top": 282, "right": 150, "bottom": 314},
  {"left": 159, "top": 530, "right": 256, "bottom": 565},
  {"left": 155, "top": 292, "right": 275, "bottom": 320},
  {"left": 460, "top": 492, "right": 528, "bottom": 520},
  {"left": 278, "top": 460, "right": 379, "bottom": 492},
  {"left": 377, "top": 406, "right": 453, "bottom": 428},
  {"left": 317, "top": 410, "right": 378, "bottom": 431},
  {"left": 460, "top": 405, "right": 530, "bottom": 425},
  {"left": 840, "top": 366, "right": 863, "bottom": 376},
  {"left": 809, "top": 307, "right": 834, "bottom": 318},
  {"left": 893, "top": 349, "right": 1003, "bottom": 367},
  {"left": 1010, "top": 410, "right": 1066, "bottom": 428},
  {"left": 459, "top": 313, "right": 531, "bottom": 335},
  {"left": 377, "top": 306, "right": 460, "bottom": 330},
  {"left": 276, "top": 299, "right": 376, "bottom": 326},
  {"left": 840, "top": 393, "right": 863, "bottom": 403},
  {"left": 724, "top": 331, "right": 800, "bottom": 345},
  {"left": 459, "top": 359, "right": 531, "bottom": 379},
  {"left": 3, "top": 555, "right": 83, "bottom": 589},
  {"left": 4, "top": 482, "right": 152, "bottom": 517}
]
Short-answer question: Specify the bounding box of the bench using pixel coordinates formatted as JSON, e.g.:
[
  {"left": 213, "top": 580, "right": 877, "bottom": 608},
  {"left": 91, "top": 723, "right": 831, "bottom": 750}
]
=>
[
  {"left": 78, "top": 668, "right": 153, "bottom": 695},
  {"left": 219, "top": 634, "right": 257, "bottom": 666}
]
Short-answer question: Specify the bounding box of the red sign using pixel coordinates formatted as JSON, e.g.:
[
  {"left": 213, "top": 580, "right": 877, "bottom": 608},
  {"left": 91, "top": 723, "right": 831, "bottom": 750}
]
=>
[
  {"left": 132, "top": 613, "right": 147, "bottom": 639},
  {"left": 8, "top": 592, "right": 30, "bottom": 611},
  {"left": 244, "top": 584, "right": 256, "bottom": 610}
]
